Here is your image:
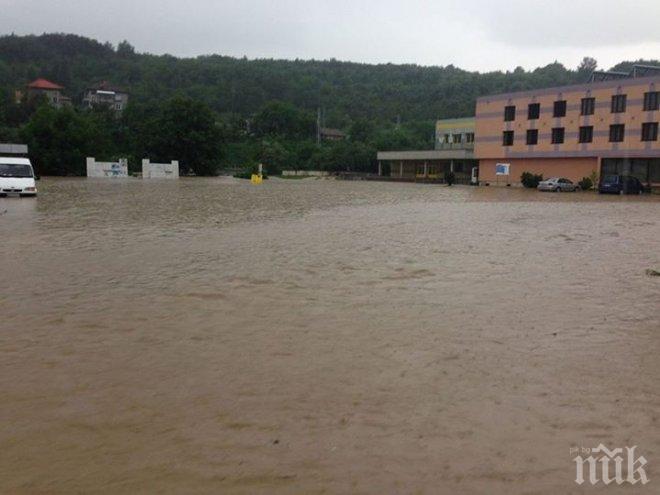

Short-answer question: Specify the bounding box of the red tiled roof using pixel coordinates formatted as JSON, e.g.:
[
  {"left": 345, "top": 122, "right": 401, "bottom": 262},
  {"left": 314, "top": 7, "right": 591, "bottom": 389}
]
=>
[{"left": 27, "top": 78, "right": 64, "bottom": 90}]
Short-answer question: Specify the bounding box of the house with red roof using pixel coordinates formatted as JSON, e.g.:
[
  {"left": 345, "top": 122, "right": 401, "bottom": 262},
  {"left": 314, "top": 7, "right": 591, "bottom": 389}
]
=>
[{"left": 25, "top": 78, "right": 71, "bottom": 108}]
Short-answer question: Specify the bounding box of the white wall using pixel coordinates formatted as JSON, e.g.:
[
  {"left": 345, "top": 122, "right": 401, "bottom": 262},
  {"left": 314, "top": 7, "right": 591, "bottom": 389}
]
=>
[
  {"left": 281, "top": 170, "right": 329, "bottom": 177},
  {"left": 142, "top": 159, "right": 179, "bottom": 179},
  {"left": 86, "top": 157, "right": 128, "bottom": 178}
]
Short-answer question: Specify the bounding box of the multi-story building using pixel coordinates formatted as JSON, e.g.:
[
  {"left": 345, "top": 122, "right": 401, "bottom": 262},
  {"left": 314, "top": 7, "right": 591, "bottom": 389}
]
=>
[
  {"left": 82, "top": 81, "right": 129, "bottom": 112},
  {"left": 25, "top": 79, "right": 71, "bottom": 108},
  {"left": 376, "top": 117, "right": 478, "bottom": 182},
  {"left": 475, "top": 66, "right": 660, "bottom": 187}
]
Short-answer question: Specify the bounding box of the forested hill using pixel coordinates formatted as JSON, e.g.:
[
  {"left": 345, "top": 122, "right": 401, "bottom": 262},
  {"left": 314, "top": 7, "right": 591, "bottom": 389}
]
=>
[
  {"left": 1, "top": 33, "right": 656, "bottom": 126},
  {"left": 1, "top": 33, "right": 657, "bottom": 177}
]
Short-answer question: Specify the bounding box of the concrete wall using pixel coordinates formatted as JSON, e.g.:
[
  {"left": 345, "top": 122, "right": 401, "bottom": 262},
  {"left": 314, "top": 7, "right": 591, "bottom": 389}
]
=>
[
  {"left": 86, "top": 157, "right": 128, "bottom": 178},
  {"left": 479, "top": 157, "right": 599, "bottom": 186},
  {"left": 281, "top": 170, "right": 329, "bottom": 177},
  {"left": 142, "top": 159, "right": 179, "bottom": 179}
]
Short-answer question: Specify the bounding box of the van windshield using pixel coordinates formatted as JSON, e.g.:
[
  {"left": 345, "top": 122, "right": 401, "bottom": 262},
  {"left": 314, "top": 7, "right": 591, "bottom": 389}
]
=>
[{"left": 0, "top": 163, "right": 33, "bottom": 178}]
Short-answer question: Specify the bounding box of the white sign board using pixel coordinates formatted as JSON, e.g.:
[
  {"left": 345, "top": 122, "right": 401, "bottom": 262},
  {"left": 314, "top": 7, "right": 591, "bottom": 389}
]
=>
[
  {"left": 495, "top": 163, "right": 510, "bottom": 176},
  {"left": 142, "top": 159, "right": 179, "bottom": 179},
  {"left": 86, "top": 157, "right": 128, "bottom": 178}
]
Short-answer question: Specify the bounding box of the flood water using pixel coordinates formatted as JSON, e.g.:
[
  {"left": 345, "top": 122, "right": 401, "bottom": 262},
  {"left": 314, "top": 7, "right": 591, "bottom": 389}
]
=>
[{"left": 1, "top": 177, "right": 659, "bottom": 494}]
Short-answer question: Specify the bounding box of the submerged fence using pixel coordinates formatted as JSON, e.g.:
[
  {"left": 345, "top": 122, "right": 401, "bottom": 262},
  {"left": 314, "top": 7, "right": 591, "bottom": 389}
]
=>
[{"left": 142, "top": 159, "right": 179, "bottom": 179}]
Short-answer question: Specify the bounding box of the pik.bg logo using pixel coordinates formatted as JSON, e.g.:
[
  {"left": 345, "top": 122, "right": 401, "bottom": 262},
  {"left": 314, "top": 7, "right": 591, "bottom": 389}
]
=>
[{"left": 571, "top": 444, "right": 650, "bottom": 485}]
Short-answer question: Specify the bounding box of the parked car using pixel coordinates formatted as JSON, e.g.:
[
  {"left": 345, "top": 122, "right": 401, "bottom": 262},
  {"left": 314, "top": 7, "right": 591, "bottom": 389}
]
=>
[
  {"left": 598, "top": 175, "right": 646, "bottom": 195},
  {"left": 537, "top": 177, "right": 578, "bottom": 192},
  {"left": 0, "top": 157, "right": 38, "bottom": 197}
]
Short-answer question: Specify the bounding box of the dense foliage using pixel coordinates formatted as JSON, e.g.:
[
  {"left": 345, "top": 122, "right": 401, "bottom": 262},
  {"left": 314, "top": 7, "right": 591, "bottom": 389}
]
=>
[
  {"left": 0, "top": 33, "right": 657, "bottom": 176},
  {"left": 578, "top": 176, "right": 594, "bottom": 191},
  {"left": 520, "top": 172, "right": 544, "bottom": 188}
]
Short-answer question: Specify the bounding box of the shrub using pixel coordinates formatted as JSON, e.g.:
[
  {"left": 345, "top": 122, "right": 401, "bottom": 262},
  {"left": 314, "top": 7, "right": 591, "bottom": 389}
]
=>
[
  {"left": 445, "top": 171, "right": 456, "bottom": 186},
  {"left": 521, "top": 171, "right": 543, "bottom": 188},
  {"left": 233, "top": 164, "right": 269, "bottom": 180},
  {"left": 578, "top": 176, "right": 593, "bottom": 190}
]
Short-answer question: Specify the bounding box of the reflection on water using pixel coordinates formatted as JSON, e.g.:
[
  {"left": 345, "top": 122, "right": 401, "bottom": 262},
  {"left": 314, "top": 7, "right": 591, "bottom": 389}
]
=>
[{"left": 1, "top": 177, "right": 659, "bottom": 494}]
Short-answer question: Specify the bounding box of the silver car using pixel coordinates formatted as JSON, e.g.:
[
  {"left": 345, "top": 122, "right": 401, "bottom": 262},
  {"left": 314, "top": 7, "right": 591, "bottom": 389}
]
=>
[{"left": 537, "top": 177, "right": 578, "bottom": 192}]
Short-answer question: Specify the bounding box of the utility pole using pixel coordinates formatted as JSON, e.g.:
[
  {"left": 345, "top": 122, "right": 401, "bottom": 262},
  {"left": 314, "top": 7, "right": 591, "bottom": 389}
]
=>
[{"left": 316, "top": 107, "right": 321, "bottom": 146}]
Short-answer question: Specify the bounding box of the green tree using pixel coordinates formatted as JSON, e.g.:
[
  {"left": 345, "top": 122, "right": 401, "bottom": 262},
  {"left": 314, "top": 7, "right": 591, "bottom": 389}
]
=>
[
  {"left": 253, "top": 101, "right": 315, "bottom": 139},
  {"left": 21, "top": 106, "right": 103, "bottom": 175},
  {"left": 348, "top": 118, "right": 374, "bottom": 143},
  {"left": 258, "top": 139, "right": 290, "bottom": 175},
  {"left": 577, "top": 56, "right": 598, "bottom": 77},
  {"left": 143, "top": 96, "right": 223, "bottom": 175}
]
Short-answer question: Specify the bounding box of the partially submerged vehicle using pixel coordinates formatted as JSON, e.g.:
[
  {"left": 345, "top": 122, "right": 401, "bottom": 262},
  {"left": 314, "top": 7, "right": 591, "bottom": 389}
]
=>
[
  {"left": 598, "top": 175, "right": 647, "bottom": 195},
  {"left": 537, "top": 177, "right": 578, "bottom": 192},
  {"left": 0, "top": 157, "right": 38, "bottom": 197}
]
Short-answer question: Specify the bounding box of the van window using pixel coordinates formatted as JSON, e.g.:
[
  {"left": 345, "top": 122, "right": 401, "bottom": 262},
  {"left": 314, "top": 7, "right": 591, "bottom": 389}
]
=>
[{"left": 0, "top": 163, "right": 34, "bottom": 178}]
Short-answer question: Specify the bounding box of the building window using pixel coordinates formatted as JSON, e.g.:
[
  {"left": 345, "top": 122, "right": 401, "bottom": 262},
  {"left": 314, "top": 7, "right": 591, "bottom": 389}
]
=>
[
  {"left": 553, "top": 100, "right": 567, "bottom": 117},
  {"left": 611, "top": 94, "right": 627, "bottom": 113},
  {"left": 580, "top": 97, "right": 595, "bottom": 115},
  {"left": 504, "top": 105, "right": 516, "bottom": 121},
  {"left": 609, "top": 124, "right": 625, "bottom": 142},
  {"left": 528, "top": 103, "right": 540, "bottom": 120},
  {"left": 551, "top": 127, "right": 565, "bottom": 144},
  {"left": 643, "top": 92, "right": 659, "bottom": 111},
  {"left": 465, "top": 132, "right": 474, "bottom": 143},
  {"left": 502, "top": 130, "right": 514, "bottom": 146},
  {"left": 641, "top": 122, "right": 658, "bottom": 141},
  {"left": 443, "top": 133, "right": 450, "bottom": 144},
  {"left": 578, "top": 126, "right": 593, "bottom": 143},
  {"left": 452, "top": 133, "right": 462, "bottom": 144},
  {"left": 526, "top": 129, "right": 538, "bottom": 145}
]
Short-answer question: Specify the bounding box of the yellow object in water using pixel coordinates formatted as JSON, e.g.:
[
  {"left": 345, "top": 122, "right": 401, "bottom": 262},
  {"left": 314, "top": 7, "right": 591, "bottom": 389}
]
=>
[{"left": 251, "top": 174, "right": 263, "bottom": 185}]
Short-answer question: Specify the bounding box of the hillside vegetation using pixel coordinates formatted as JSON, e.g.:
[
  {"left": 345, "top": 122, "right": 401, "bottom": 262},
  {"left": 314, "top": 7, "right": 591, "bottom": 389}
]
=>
[{"left": 0, "top": 33, "right": 656, "bottom": 175}]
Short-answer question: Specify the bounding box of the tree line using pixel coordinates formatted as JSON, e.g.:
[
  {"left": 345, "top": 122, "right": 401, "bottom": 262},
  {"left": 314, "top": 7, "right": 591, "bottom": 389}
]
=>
[{"left": 0, "top": 33, "right": 656, "bottom": 176}]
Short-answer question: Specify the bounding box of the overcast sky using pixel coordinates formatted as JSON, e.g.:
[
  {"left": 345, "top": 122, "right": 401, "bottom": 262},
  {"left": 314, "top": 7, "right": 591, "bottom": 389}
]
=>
[{"left": 2, "top": 0, "right": 659, "bottom": 72}]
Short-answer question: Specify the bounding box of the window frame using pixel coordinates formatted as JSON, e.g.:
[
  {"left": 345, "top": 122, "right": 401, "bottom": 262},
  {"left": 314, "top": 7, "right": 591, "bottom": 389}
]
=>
[
  {"left": 609, "top": 124, "right": 625, "bottom": 142},
  {"left": 528, "top": 103, "right": 540, "bottom": 120},
  {"left": 643, "top": 92, "right": 659, "bottom": 111},
  {"left": 502, "top": 130, "right": 514, "bottom": 146},
  {"left": 504, "top": 105, "right": 516, "bottom": 122},
  {"left": 551, "top": 127, "right": 565, "bottom": 144},
  {"left": 641, "top": 122, "right": 658, "bottom": 142},
  {"left": 580, "top": 97, "right": 595, "bottom": 116},
  {"left": 526, "top": 129, "right": 538, "bottom": 145},
  {"left": 578, "top": 126, "right": 593, "bottom": 143},
  {"left": 553, "top": 100, "right": 567, "bottom": 118},
  {"left": 611, "top": 94, "right": 627, "bottom": 113}
]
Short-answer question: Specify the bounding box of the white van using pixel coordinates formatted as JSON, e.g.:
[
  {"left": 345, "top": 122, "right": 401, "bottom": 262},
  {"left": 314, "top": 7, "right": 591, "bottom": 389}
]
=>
[{"left": 0, "top": 157, "right": 38, "bottom": 197}]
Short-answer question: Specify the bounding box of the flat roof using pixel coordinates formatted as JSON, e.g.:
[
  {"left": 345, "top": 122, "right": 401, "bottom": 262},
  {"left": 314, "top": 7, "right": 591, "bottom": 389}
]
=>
[
  {"left": 377, "top": 149, "right": 474, "bottom": 161},
  {"left": 0, "top": 157, "right": 31, "bottom": 165},
  {"left": 476, "top": 74, "right": 660, "bottom": 103}
]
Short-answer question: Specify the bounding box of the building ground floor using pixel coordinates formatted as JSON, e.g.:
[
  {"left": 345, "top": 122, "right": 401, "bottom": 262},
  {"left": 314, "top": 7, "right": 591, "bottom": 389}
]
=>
[
  {"left": 478, "top": 157, "right": 660, "bottom": 188},
  {"left": 376, "top": 149, "right": 478, "bottom": 184},
  {"left": 379, "top": 159, "right": 478, "bottom": 183}
]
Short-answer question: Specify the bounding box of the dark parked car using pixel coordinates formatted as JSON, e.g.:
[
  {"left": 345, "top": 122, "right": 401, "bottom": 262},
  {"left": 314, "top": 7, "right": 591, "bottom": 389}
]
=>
[{"left": 598, "top": 175, "right": 646, "bottom": 195}]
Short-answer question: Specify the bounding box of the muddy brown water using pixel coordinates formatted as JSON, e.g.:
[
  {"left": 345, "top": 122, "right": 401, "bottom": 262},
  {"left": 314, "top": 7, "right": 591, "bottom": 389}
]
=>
[{"left": 1, "top": 177, "right": 659, "bottom": 494}]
